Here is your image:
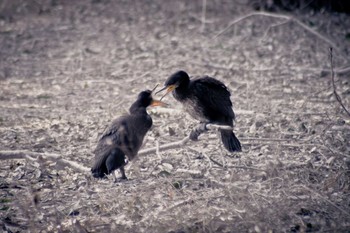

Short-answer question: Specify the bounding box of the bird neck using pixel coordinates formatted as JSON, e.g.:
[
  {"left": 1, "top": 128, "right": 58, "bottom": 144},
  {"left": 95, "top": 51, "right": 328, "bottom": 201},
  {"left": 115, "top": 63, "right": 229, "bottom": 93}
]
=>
[
  {"left": 129, "top": 102, "right": 148, "bottom": 115},
  {"left": 174, "top": 79, "right": 190, "bottom": 100},
  {"left": 129, "top": 102, "right": 153, "bottom": 133}
]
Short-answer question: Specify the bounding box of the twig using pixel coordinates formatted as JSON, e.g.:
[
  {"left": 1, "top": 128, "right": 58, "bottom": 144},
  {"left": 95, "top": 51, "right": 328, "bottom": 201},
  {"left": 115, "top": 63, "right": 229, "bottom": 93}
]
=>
[
  {"left": 329, "top": 47, "right": 350, "bottom": 117},
  {"left": 209, "top": 156, "right": 224, "bottom": 167},
  {"left": 148, "top": 140, "right": 162, "bottom": 177},
  {"left": 209, "top": 156, "right": 266, "bottom": 172},
  {"left": 301, "top": 185, "right": 350, "bottom": 217},
  {"left": 189, "top": 60, "right": 346, "bottom": 74},
  {"left": 321, "top": 66, "right": 350, "bottom": 76},
  {"left": 138, "top": 123, "right": 233, "bottom": 156},
  {"left": 226, "top": 165, "right": 266, "bottom": 172},
  {"left": 0, "top": 150, "right": 90, "bottom": 173},
  {"left": 0, "top": 124, "right": 234, "bottom": 174},
  {"left": 149, "top": 107, "right": 183, "bottom": 115},
  {"left": 213, "top": 12, "right": 338, "bottom": 50},
  {"left": 138, "top": 136, "right": 190, "bottom": 156},
  {"left": 202, "top": 152, "right": 212, "bottom": 170},
  {"left": 201, "top": 0, "right": 207, "bottom": 33},
  {"left": 175, "top": 169, "right": 202, "bottom": 175},
  {"left": 188, "top": 146, "right": 212, "bottom": 170},
  {"left": 239, "top": 137, "right": 306, "bottom": 142},
  {"left": 155, "top": 140, "right": 161, "bottom": 160},
  {"left": 140, "top": 197, "right": 193, "bottom": 224},
  {"left": 261, "top": 20, "right": 289, "bottom": 41},
  {"left": 150, "top": 107, "right": 254, "bottom": 116}
]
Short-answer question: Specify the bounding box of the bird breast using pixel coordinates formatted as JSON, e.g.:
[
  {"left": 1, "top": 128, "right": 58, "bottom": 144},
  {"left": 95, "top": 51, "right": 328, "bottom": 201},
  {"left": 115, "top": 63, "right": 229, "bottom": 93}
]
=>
[{"left": 182, "top": 97, "right": 208, "bottom": 122}]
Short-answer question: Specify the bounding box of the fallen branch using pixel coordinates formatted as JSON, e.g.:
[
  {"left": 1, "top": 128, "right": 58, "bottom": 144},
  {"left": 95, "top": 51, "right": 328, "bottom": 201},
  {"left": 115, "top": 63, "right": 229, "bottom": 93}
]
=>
[
  {"left": 239, "top": 137, "right": 309, "bottom": 142},
  {"left": 138, "top": 123, "right": 233, "bottom": 156},
  {"left": 0, "top": 150, "right": 90, "bottom": 173},
  {"left": 213, "top": 11, "right": 338, "bottom": 50},
  {"left": 201, "top": 0, "right": 207, "bottom": 33},
  {"left": 321, "top": 66, "right": 350, "bottom": 76},
  {"left": 188, "top": 146, "right": 212, "bottom": 170},
  {"left": 150, "top": 107, "right": 254, "bottom": 116},
  {"left": 209, "top": 156, "right": 266, "bottom": 172},
  {"left": 301, "top": 185, "right": 350, "bottom": 217},
  {"left": 0, "top": 124, "right": 233, "bottom": 174},
  {"left": 175, "top": 168, "right": 202, "bottom": 175},
  {"left": 189, "top": 59, "right": 349, "bottom": 74},
  {"left": 329, "top": 47, "right": 350, "bottom": 117}
]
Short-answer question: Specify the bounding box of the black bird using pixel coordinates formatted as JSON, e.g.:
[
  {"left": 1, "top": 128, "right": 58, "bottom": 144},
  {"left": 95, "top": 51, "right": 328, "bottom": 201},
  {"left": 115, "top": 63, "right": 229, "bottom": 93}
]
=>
[
  {"left": 91, "top": 90, "right": 164, "bottom": 180},
  {"left": 157, "top": 70, "right": 241, "bottom": 152}
]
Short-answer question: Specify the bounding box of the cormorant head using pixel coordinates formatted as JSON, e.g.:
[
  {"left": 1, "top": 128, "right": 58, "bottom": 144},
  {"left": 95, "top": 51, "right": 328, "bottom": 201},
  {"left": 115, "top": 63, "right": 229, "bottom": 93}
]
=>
[
  {"left": 130, "top": 87, "right": 165, "bottom": 114},
  {"left": 156, "top": 70, "right": 190, "bottom": 100},
  {"left": 136, "top": 90, "right": 164, "bottom": 108}
]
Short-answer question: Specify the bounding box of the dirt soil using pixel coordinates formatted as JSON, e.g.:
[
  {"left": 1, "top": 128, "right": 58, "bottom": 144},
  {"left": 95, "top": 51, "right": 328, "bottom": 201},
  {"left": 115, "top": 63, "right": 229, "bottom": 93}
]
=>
[{"left": 1, "top": 0, "right": 350, "bottom": 232}]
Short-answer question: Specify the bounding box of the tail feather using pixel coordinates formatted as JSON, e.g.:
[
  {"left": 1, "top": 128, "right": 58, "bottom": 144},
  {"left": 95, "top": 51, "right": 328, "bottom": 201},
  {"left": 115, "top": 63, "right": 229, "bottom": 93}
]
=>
[
  {"left": 220, "top": 130, "right": 242, "bottom": 152},
  {"left": 91, "top": 165, "right": 108, "bottom": 178},
  {"left": 91, "top": 148, "right": 125, "bottom": 178}
]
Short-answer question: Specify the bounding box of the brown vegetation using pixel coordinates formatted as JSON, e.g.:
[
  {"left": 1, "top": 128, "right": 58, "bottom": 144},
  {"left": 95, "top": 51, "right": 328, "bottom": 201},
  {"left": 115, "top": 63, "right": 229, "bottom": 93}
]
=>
[{"left": 1, "top": 0, "right": 349, "bottom": 232}]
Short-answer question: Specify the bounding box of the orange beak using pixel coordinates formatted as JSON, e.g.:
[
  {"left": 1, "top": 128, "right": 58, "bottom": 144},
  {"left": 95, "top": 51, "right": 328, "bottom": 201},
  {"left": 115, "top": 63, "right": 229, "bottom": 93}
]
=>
[
  {"left": 155, "top": 85, "right": 177, "bottom": 101},
  {"left": 150, "top": 99, "right": 166, "bottom": 107}
]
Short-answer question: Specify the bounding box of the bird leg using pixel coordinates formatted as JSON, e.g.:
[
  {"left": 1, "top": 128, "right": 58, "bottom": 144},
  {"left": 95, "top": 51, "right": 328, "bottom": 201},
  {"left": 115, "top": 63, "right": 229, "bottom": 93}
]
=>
[
  {"left": 189, "top": 123, "right": 208, "bottom": 141},
  {"left": 119, "top": 166, "right": 128, "bottom": 180},
  {"left": 112, "top": 166, "right": 128, "bottom": 182},
  {"left": 113, "top": 170, "right": 119, "bottom": 182}
]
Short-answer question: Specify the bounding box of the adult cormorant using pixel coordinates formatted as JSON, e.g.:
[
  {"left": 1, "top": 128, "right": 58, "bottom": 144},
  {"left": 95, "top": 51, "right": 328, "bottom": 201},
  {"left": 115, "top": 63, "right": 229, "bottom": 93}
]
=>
[
  {"left": 91, "top": 90, "right": 164, "bottom": 180},
  {"left": 157, "top": 70, "right": 241, "bottom": 152}
]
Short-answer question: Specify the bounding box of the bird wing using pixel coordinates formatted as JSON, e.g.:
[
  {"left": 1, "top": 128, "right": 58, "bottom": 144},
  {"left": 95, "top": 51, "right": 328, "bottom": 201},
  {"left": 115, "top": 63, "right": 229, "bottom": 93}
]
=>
[
  {"left": 91, "top": 116, "right": 129, "bottom": 177},
  {"left": 191, "top": 76, "right": 235, "bottom": 120},
  {"left": 93, "top": 116, "right": 128, "bottom": 157},
  {"left": 94, "top": 114, "right": 150, "bottom": 160},
  {"left": 99, "top": 116, "right": 126, "bottom": 142}
]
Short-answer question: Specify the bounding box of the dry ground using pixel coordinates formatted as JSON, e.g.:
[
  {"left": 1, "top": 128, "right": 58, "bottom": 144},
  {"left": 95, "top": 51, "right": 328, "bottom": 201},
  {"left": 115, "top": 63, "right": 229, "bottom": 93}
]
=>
[{"left": 0, "top": 0, "right": 350, "bottom": 232}]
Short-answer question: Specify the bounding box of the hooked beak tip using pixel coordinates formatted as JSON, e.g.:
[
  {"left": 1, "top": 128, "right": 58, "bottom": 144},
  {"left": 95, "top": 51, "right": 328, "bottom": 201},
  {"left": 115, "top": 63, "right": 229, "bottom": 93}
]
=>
[
  {"left": 157, "top": 85, "right": 176, "bottom": 100},
  {"left": 151, "top": 84, "right": 159, "bottom": 93},
  {"left": 155, "top": 86, "right": 167, "bottom": 95}
]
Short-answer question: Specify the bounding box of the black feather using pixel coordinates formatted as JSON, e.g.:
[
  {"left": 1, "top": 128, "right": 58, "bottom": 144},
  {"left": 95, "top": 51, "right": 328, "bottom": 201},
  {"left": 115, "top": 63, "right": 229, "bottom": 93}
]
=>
[
  {"left": 91, "top": 90, "right": 154, "bottom": 179},
  {"left": 163, "top": 70, "right": 241, "bottom": 152}
]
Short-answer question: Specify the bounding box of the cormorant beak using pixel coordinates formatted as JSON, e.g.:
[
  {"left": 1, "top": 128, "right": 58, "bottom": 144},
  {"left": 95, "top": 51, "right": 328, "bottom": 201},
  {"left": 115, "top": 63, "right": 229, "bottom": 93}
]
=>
[
  {"left": 156, "top": 85, "right": 177, "bottom": 101},
  {"left": 150, "top": 84, "right": 166, "bottom": 106},
  {"left": 150, "top": 99, "right": 166, "bottom": 107},
  {"left": 151, "top": 84, "right": 159, "bottom": 93}
]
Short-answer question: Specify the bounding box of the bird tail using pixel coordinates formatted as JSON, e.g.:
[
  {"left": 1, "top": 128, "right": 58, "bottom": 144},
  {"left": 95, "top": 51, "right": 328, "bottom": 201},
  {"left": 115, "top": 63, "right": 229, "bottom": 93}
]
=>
[
  {"left": 220, "top": 130, "right": 242, "bottom": 152},
  {"left": 91, "top": 148, "right": 126, "bottom": 179},
  {"left": 91, "top": 164, "right": 108, "bottom": 178},
  {"left": 91, "top": 151, "right": 109, "bottom": 178}
]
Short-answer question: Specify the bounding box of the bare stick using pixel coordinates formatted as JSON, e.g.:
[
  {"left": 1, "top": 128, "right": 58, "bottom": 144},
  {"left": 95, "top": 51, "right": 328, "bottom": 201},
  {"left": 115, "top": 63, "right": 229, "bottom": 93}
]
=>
[
  {"left": 138, "top": 123, "right": 233, "bottom": 156},
  {"left": 0, "top": 150, "right": 90, "bottom": 173},
  {"left": 213, "top": 12, "right": 338, "bottom": 50},
  {"left": 239, "top": 137, "right": 307, "bottom": 142},
  {"left": 139, "top": 136, "right": 190, "bottom": 156},
  {"left": 329, "top": 47, "right": 350, "bottom": 117},
  {"left": 188, "top": 146, "right": 212, "bottom": 170},
  {"left": 189, "top": 59, "right": 350, "bottom": 74},
  {"left": 261, "top": 20, "right": 289, "bottom": 41},
  {"left": 0, "top": 124, "right": 234, "bottom": 174},
  {"left": 208, "top": 156, "right": 224, "bottom": 167},
  {"left": 155, "top": 140, "right": 161, "bottom": 160},
  {"left": 301, "top": 185, "right": 350, "bottom": 217},
  {"left": 201, "top": 0, "right": 207, "bottom": 33},
  {"left": 321, "top": 66, "right": 350, "bottom": 76},
  {"left": 209, "top": 156, "right": 266, "bottom": 172}
]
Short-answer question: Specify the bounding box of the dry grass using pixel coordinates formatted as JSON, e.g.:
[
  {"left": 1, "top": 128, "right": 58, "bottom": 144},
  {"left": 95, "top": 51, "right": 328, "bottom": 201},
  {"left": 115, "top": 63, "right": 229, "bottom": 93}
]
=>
[{"left": 0, "top": 0, "right": 350, "bottom": 232}]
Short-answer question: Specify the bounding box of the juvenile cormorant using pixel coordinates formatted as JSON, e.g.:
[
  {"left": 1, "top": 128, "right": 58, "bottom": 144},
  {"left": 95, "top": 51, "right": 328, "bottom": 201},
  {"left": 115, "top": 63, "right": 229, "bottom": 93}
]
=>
[
  {"left": 157, "top": 70, "right": 241, "bottom": 152},
  {"left": 91, "top": 90, "right": 164, "bottom": 180}
]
